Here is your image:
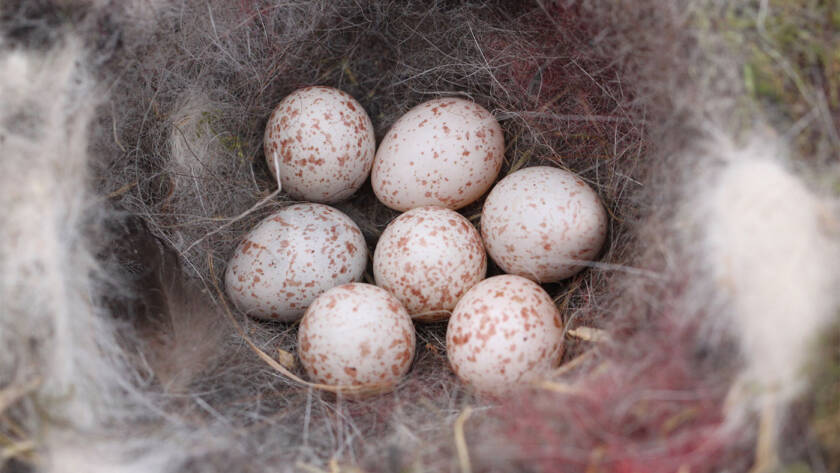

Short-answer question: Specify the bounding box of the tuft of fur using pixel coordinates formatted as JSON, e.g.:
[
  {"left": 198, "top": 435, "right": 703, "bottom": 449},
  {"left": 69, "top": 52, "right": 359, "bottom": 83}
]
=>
[
  {"left": 0, "top": 39, "right": 106, "bottom": 426},
  {"left": 689, "top": 134, "right": 840, "bottom": 411},
  {"left": 0, "top": 37, "right": 163, "bottom": 471}
]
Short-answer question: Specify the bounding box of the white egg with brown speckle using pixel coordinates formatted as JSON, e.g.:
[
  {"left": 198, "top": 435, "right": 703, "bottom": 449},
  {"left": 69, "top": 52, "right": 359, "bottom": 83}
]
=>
[
  {"left": 371, "top": 97, "right": 505, "bottom": 211},
  {"left": 481, "top": 166, "right": 608, "bottom": 283},
  {"left": 373, "top": 206, "right": 486, "bottom": 321},
  {"left": 264, "top": 86, "right": 375, "bottom": 203},
  {"left": 298, "top": 283, "right": 416, "bottom": 387},
  {"left": 224, "top": 203, "right": 367, "bottom": 321},
  {"left": 446, "top": 275, "right": 564, "bottom": 393}
]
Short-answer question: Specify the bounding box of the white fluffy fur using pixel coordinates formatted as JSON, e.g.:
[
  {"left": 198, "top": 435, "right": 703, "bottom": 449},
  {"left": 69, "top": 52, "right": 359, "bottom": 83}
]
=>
[
  {"left": 689, "top": 133, "right": 840, "bottom": 410},
  {"left": 0, "top": 40, "right": 175, "bottom": 472},
  {"left": 0, "top": 41, "right": 115, "bottom": 427}
]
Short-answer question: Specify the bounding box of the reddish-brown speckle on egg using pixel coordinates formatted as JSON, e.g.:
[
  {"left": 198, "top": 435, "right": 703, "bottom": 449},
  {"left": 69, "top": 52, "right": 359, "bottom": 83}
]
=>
[
  {"left": 446, "top": 275, "right": 564, "bottom": 393},
  {"left": 298, "top": 283, "right": 416, "bottom": 387},
  {"left": 481, "top": 166, "right": 608, "bottom": 283},
  {"left": 373, "top": 206, "right": 486, "bottom": 321},
  {"left": 264, "top": 86, "right": 375, "bottom": 203},
  {"left": 371, "top": 98, "right": 504, "bottom": 211},
  {"left": 224, "top": 203, "right": 368, "bottom": 321}
]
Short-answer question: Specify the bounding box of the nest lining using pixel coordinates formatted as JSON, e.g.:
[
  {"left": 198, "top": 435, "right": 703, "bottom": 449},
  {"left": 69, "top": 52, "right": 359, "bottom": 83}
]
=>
[{"left": 97, "top": 1, "right": 653, "bottom": 469}]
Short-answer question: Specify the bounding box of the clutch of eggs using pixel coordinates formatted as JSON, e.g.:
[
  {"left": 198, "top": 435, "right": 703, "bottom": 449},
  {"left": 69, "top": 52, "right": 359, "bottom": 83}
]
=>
[
  {"left": 237, "top": 86, "right": 607, "bottom": 395},
  {"left": 264, "top": 86, "right": 375, "bottom": 203},
  {"left": 481, "top": 166, "right": 608, "bottom": 283},
  {"left": 372, "top": 98, "right": 504, "bottom": 211},
  {"left": 224, "top": 203, "right": 367, "bottom": 321},
  {"left": 373, "top": 206, "right": 486, "bottom": 322}
]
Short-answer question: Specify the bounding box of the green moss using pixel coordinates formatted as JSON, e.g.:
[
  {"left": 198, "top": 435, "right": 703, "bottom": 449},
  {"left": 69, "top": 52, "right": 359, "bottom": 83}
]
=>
[
  {"left": 219, "top": 134, "right": 247, "bottom": 160},
  {"left": 775, "top": 463, "right": 813, "bottom": 473},
  {"left": 711, "top": 0, "right": 840, "bottom": 162},
  {"left": 744, "top": 49, "right": 785, "bottom": 102},
  {"left": 802, "top": 316, "right": 840, "bottom": 472},
  {"left": 196, "top": 111, "right": 249, "bottom": 161}
]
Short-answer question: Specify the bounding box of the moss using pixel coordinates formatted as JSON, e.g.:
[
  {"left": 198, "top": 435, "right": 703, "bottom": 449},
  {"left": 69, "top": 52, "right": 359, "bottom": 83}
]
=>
[
  {"left": 775, "top": 463, "right": 813, "bottom": 473},
  {"left": 743, "top": 48, "right": 785, "bottom": 103},
  {"left": 196, "top": 111, "right": 249, "bottom": 161},
  {"left": 719, "top": 0, "right": 840, "bottom": 159},
  {"left": 807, "top": 317, "right": 840, "bottom": 472}
]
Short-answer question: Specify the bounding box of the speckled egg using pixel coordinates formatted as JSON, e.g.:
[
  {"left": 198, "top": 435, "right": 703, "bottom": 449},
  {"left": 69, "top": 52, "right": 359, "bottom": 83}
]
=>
[
  {"left": 298, "top": 283, "right": 416, "bottom": 387},
  {"left": 481, "top": 166, "right": 608, "bottom": 283},
  {"left": 446, "top": 275, "right": 564, "bottom": 393},
  {"left": 264, "top": 86, "right": 375, "bottom": 203},
  {"left": 371, "top": 98, "right": 505, "bottom": 211},
  {"left": 373, "top": 206, "right": 486, "bottom": 321},
  {"left": 224, "top": 203, "right": 368, "bottom": 321}
]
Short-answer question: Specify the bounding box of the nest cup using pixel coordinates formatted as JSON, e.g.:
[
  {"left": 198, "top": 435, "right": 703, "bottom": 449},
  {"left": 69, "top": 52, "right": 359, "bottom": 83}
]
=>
[
  {"left": 102, "top": 2, "right": 642, "bottom": 395},
  {"left": 1, "top": 1, "right": 668, "bottom": 470}
]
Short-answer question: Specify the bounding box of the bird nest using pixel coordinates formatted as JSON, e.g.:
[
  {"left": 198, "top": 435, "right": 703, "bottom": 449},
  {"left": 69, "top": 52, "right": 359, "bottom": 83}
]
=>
[{"left": 2, "top": 1, "right": 840, "bottom": 473}]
